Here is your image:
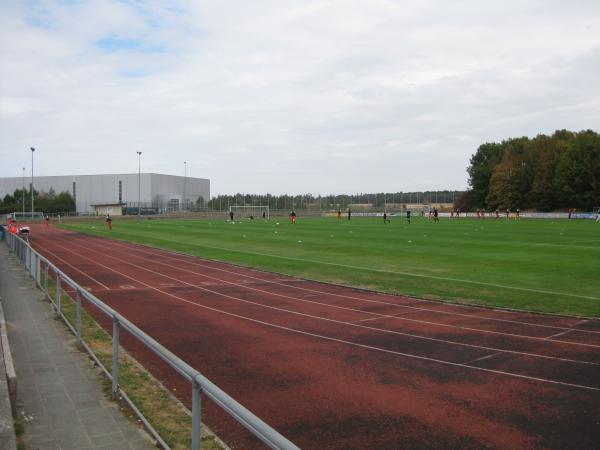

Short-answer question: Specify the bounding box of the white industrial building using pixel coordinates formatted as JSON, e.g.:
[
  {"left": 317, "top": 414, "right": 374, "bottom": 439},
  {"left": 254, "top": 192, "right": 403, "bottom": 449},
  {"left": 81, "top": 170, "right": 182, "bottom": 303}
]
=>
[{"left": 0, "top": 173, "right": 210, "bottom": 215}]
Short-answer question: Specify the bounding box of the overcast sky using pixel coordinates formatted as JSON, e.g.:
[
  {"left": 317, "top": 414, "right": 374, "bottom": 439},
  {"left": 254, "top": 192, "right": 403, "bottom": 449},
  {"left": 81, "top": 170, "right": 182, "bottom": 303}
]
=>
[{"left": 1, "top": 1, "right": 599, "bottom": 196}]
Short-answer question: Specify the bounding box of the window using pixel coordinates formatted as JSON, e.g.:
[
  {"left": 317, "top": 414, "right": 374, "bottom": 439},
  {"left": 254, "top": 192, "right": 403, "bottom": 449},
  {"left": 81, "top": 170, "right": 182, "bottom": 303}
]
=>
[
  {"left": 118, "top": 180, "right": 122, "bottom": 203},
  {"left": 72, "top": 181, "right": 77, "bottom": 201}
]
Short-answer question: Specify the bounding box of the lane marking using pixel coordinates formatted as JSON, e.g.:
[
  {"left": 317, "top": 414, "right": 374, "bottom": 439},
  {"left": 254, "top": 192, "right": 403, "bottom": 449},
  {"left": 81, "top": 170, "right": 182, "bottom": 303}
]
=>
[
  {"left": 29, "top": 238, "right": 111, "bottom": 290},
  {"left": 44, "top": 237, "right": 600, "bottom": 392},
  {"left": 55, "top": 237, "right": 600, "bottom": 370},
  {"left": 98, "top": 236, "right": 600, "bottom": 336},
  {"left": 464, "top": 352, "right": 504, "bottom": 365},
  {"left": 75, "top": 236, "right": 600, "bottom": 346}
]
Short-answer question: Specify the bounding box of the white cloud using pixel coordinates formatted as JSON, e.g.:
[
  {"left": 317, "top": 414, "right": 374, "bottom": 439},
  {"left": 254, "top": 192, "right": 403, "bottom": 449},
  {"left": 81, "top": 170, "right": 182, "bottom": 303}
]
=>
[{"left": 1, "top": 0, "right": 599, "bottom": 195}]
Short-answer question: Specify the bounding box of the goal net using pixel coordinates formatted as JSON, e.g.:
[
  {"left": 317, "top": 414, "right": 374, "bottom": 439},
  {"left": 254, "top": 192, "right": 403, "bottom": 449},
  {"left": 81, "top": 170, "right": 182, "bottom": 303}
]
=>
[
  {"left": 10, "top": 211, "right": 46, "bottom": 222},
  {"left": 229, "top": 205, "right": 270, "bottom": 220}
]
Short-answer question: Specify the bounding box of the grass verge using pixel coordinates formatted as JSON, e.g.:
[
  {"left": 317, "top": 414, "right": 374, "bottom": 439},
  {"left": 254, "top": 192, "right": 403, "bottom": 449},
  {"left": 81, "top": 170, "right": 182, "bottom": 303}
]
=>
[{"left": 43, "top": 271, "right": 223, "bottom": 450}]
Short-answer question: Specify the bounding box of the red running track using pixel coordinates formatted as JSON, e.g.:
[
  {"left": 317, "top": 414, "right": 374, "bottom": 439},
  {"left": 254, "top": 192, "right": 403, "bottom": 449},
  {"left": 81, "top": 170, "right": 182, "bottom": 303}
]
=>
[{"left": 28, "top": 226, "right": 600, "bottom": 449}]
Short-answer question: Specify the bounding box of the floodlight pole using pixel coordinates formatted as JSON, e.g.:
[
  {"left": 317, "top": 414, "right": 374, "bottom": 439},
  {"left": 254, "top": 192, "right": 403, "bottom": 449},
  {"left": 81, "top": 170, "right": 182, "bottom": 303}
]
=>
[
  {"left": 22, "top": 167, "right": 25, "bottom": 216},
  {"left": 137, "top": 151, "right": 142, "bottom": 218},
  {"left": 30, "top": 147, "right": 35, "bottom": 218},
  {"left": 183, "top": 161, "right": 187, "bottom": 211}
]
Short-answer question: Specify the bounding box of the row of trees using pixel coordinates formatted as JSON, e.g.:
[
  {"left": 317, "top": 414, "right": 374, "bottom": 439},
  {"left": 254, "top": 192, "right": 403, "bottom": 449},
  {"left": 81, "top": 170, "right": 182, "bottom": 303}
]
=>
[
  {"left": 0, "top": 188, "right": 76, "bottom": 215},
  {"left": 207, "top": 191, "right": 464, "bottom": 211},
  {"left": 463, "top": 130, "right": 600, "bottom": 211}
]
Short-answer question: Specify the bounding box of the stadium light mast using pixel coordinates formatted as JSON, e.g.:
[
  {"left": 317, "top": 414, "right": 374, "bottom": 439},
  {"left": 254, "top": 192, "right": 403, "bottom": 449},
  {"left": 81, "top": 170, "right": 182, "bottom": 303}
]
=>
[
  {"left": 137, "top": 151, "right": 142, "bottom": 218},
  {"left": 183, "top": 160, "right": 187, "bottom": 211},
  {"left": 22, "top": 167, "right": 25, "bottom": 216},
  {"left": 30, "top": 147, "right": 35, "bottom": 218}
]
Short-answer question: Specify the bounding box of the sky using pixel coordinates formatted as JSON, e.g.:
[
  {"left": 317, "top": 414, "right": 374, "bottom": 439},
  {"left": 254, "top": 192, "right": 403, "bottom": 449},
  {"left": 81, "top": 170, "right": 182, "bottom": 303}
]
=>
[{"left": 1, "top": 1, "right": 599, "bottom": 196}]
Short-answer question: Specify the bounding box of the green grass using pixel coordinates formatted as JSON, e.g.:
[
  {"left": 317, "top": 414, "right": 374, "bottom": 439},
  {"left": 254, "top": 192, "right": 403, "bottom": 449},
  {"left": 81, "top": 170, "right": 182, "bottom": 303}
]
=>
[{"left": 61, "top": 216, "right": 600, "bottom": 317}]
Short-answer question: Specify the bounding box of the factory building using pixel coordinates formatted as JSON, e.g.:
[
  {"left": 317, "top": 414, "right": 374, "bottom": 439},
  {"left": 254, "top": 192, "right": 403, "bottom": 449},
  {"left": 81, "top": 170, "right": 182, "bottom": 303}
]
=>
[{"left": 0, "top": 173, "right": 209, "bottom": 215}]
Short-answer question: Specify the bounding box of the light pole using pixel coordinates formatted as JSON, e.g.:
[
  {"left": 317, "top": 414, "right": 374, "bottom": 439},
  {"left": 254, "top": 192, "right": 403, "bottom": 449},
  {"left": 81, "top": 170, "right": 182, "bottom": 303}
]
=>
[
  {"left": 22, "top": 167, "right": 25, "bottom": 216},
  {"left": 30, "top": 147, "right": 35, "bottom": 218},
  {"left": 137, "top": 151, "right": 142, "bottom": 218},
  {"left": 183, "top": 161, "right": 187, "bottom": 211}
]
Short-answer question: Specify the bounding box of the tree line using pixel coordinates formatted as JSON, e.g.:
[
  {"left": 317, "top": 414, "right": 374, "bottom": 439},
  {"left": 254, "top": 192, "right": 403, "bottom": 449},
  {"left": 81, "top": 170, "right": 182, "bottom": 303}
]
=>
[
  {"left": 0, "top": 188, "right": 76, "bottom": 215},
  {"left": 207, "top": 191, "right": 464, "bottom": 211},
  {"left": 460, "top": 129, "right": 600, "bottom": 211}
]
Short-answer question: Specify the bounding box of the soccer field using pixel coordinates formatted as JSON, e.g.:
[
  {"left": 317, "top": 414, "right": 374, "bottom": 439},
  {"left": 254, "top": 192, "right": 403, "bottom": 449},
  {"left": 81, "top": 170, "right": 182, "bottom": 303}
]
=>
[{"left": 61, "top": 216, "right": 600, "bottom": 317}]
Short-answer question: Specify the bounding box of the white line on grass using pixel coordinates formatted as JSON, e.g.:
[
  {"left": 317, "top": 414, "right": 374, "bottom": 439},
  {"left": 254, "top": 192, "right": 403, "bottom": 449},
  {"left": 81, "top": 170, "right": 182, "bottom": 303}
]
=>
[{"left": 121, "top": 234, "right": 600, "bottom": 301}]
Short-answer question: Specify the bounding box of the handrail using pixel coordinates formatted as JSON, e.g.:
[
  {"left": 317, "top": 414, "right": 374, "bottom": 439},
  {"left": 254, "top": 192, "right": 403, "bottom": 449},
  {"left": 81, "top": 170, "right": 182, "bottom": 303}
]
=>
[{"left": 4, "top": 231, "right": 299, "bottom": 450}]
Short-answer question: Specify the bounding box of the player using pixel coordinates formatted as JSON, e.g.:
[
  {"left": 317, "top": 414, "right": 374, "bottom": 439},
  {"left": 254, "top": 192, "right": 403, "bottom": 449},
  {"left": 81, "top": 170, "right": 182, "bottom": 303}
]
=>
[
  {"left": 505, "top": 209, "right": 510, "bottom": 220},
  {"left": 105, "top": 214, "right": 112, "bottom": 230},
  {"left": 383, "top": 210, "right": 389, "bottom": 224},
  {"left": 44, "top": 215, "right": 49, "bottom": 226},
  {"left": 406, "top": 209, "right": 411, "bottom": 224},
  {"left": 262, "top": 210, "right": 266, "bottom": 220},
  {"left": 290, "top": 210, "right": 297, "bottom": 224},
  {"left": 229, "top": 210, "right": 234, "bottom": 222},
  {"left": 433, "top": 208, "right": 439, "bottom": 222},
  {"left": 516, "top": 208, "right": 520, "bottom": 219},
  {"left": 347, "top": 208, "right": 351, "bottom": 220},
  {"left": 337, "top": 209, "right": 341, "bottom": 220}
]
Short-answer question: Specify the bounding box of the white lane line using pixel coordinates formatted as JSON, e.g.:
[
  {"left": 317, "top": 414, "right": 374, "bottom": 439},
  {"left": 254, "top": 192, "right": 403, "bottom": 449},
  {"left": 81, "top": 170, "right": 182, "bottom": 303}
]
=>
[
  {"left": 464, "top": 352, "right": 504, "bottom": 365},
  {"left": 546, "top": 330, "right": 574, "bottom": 340},
  {"left": 58, "top": 237, "right": 600, "bottom": 368},
  {"left": 43, "top": 238, "right": 600, "bottom": 393},
  {"left": 30, "top": 239, "right": 111, "bottom": 290},
  {"left": 71, "top": 236, "right": 600, "bottom": 351},
  {"left": 98, "top": 236, "right": 600, "bottom": 336}
]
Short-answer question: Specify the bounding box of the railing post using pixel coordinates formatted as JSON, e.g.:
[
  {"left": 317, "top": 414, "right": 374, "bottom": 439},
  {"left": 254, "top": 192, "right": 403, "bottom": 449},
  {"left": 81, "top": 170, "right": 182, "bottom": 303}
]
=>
[
  {"left": 34, "top": 253, "right": 39, "bottom": 286},
  {"left": 192, "top": 379, "right": 202, "bottom": 450},
  {"left": 44, "top": 264, "right": 49, "bottom": 295},
  {"left": 112, "top": 317, "right": 120, "bottom": 400},
  {"left": 56, "top": 274, "right": 61, "bottom": 316},
  {"left": 76, "top": 290, "right": 82, "bottom": 349}
]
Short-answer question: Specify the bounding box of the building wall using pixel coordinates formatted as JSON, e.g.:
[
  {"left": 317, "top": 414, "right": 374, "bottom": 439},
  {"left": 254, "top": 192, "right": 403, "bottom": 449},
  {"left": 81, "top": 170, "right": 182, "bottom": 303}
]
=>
[{"left": 0, "top": 173, "right": 210, "bottom": 213}]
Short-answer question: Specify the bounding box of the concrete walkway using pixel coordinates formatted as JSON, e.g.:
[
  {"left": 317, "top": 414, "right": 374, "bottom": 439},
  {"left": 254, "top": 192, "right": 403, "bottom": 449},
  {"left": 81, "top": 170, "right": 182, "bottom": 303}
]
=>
[{"left": 0, "top": 243, "right": 156, "bottom": 449}]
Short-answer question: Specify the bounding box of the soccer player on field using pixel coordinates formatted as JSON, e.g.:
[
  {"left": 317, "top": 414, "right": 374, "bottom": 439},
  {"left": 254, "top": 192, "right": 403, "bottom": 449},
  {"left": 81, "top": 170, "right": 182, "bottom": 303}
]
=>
[
  {"left": 105, "top": 214, "right": 112, "bottom": 230},
  {"left": 290, "top": 210, "right": 297, "bottom": 224},
  {"left": 406, "top": 210, "right": 411, "bottom": 224}
]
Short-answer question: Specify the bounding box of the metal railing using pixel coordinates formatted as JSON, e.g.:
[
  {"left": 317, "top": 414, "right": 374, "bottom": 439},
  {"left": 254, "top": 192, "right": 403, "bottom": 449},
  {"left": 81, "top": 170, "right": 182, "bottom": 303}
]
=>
[{"left": 4, "top": 231, "right": 299, "bottom": 450}]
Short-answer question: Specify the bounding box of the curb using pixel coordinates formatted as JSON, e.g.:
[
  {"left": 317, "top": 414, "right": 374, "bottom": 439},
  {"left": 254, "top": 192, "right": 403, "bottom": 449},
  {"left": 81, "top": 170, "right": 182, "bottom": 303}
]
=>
[{"left": 0, "top": 301, "right": 17, "bottom": 416}]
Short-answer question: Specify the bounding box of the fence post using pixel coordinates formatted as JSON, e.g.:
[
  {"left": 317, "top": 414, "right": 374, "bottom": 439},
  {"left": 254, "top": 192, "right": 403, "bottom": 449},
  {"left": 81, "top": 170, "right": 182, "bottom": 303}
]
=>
[
  {"left": 44, "top": 264, "right": 49, "bottom": 295},
  {"left": 76, "top": 290, "right": 82, "bottom": 349},
  {"left": 112, "top": 317, "right": 120, "bottom": 400},
  {"left": 192, "top": 379, "right": 202, "bottom": 450},
  {"left": 56, "top": 274, "right": 61, "bottom": 316},
  {"left": 34, "top": 253, "right": 39, "bottom": 286}
]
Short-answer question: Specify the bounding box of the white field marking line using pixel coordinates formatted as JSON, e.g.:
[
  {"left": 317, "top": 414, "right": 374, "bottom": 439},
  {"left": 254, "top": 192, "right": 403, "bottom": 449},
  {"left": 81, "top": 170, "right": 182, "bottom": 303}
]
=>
[
  {"left": 464, "top": 352, "right": 504, "bottom": 365},
  {"left": 534, "top": 240, "right": 600, "bottom": 248},
  {"left": 110, "top": 232, "right": 600, "bottom": 301},
  {"left": 545, "top": 330, "right": 574, "bottom": 340},
  {"left": 30, "top": 239, "right": 111, "bottom": 290},
  {"left": 99, "top": 236, "right": 600, "bottom": 335},
  {"left": 62, "top": 237, "right": 600, "bottom": 365},
  {"left": 46, "top": 239, "right": 600, "bottom": 392},
  {"left": 92, "top": 236, "right": 600, "bottom": 337}
]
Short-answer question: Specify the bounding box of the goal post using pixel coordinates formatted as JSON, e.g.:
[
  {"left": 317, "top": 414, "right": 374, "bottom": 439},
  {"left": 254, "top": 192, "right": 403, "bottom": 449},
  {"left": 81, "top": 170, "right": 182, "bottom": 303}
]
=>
[
  {"left": 229, "top": 205, "right": 270, "bottom": 220},
  {"left": 10, "top": 211, "right": 46, "bottom": 222}
]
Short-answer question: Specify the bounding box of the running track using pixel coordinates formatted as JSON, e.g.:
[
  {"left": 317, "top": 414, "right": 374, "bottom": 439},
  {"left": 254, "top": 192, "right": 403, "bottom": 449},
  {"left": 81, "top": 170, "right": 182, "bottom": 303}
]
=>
[{"left": 27, "top": 226, "right": 600, "bottom": 449}]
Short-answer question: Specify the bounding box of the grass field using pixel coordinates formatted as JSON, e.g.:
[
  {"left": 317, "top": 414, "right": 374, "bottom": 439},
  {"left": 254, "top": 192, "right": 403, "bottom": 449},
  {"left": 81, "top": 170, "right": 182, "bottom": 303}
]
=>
[{"left": 61, "top": 215, "right": 600, "bottom": 317}]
